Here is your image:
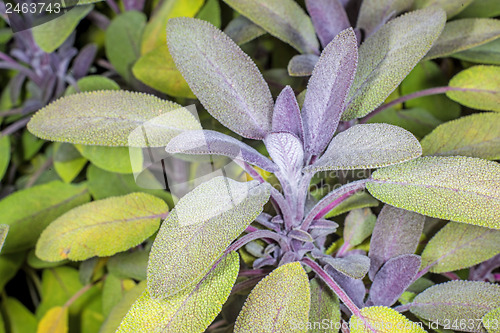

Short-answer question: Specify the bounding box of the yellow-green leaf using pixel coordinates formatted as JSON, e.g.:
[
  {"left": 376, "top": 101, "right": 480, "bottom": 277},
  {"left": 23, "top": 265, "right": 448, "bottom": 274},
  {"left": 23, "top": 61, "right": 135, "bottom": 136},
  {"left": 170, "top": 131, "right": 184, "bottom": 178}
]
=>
[
  {"left": 196, "top": 0, "right": 221, "bottom": 28},
  {"left": 0, "top": 181, "right": 90, "bottom": 253},
  {"left": 53, "top": 143, "right": 87, "bottom": 183},
  {"left": 350, "top": 306, "right": 426, "bottom": 332},
  {"left": 234, "top": 262, "right": 310, "bottom": 333},
  {"left": 118, "top": 252, "right": 239, "bottom": 332},
  {"left": 0, "top": 135, "right": 10, "bottom": 181},
  {"left": 102, "top": 274, "right": 136, "bottom": 317},
  {"left": 36, "top": 193, "right": 168, "bottom": 261},
  {"left": 367, "top": 156, "right": 500, "bottom": 229},
  {"left": 148, "top": 177, "right": 270, "bottom": 298},
  {"left": 414, "top": 0, "right": 475, "bottom": 17},
  {"left": 0, "top": 225, "right": 8, "bottom": 253},
  {"left": 36, "top": 306, "right": 68, "bottom": 333},
  {"left": 2, "top": 297, "right": 37, "bottom": 333},
  {"left": 27, "top": 90, "right": 201, "bottom": 147},
  {"left": 483, "top": 307, "right": 500, "bottom": 333},
  {"left": 447, "top": 65, "right": 500, "bottom": 112},
  {"left": 421, "top": 113, "right": 500, "bottom": 160},
  {"left": 64, "top": 76, "right": 119, "bottom": 95},
  {"left": 309, "top": 278, "right": 340, "bottom": 333},
  {"left": 75, "top": 145, "right": 142, "bottom": 174}
]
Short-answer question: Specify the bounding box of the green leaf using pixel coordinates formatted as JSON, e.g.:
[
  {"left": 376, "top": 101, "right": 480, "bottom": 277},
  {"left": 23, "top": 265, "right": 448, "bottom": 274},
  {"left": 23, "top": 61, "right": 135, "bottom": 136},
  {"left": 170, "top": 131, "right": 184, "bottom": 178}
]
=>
[
  {"left": 367, "top": 156, "right": 500, "bottom": 229},
  {"left": 350, "top": 306, "right": 426, "bottom": 333},
  {"left": 36, "top": 192, "right": 168, "bottom": 261},
  {"left": 0, "top": 225, "right": 8, "bottom": 253},
  {"left": 53, "top": 143, "right": 87, "bottom": 183},
  {"left": 304, "top": 124, "right": 422, "bottom": 173},
  {"left": 148, "top": 177, "right": 270, "bottom": 298},
  {"left": 132, "top": 44, "right": 195, "bottom": 98},
  {"left": 32, "top": 5, "right": 93, "bottom": 53},
  {"left": 323, "top": 255, "right": 371, "bottom": 279},
  {"left": 65, "top": 76, "right": 120, "bottom": 95},
  {"left": 167, "top": 17, "right": 273, "bottom": 139},
  {"left": 37, "top": 306, "right": 68, "bottom": 333},
  {"left": 421, "top": 112, "right": 500, "bottom": 160},
  {"left": 234, "top": 262, "right": 310, "bottom": 333},
  {"left": 0, "top": 252, "right": 25, "bottom": 290},
  {"left": 343, "top": 8, "right": 446, "bottom": 120},
  {"left": 117, "top": 252, "right": 239, "bottom": 332},
  {"left": 0, "top": 181, "right": 90, "bottom": 253},
  {"left": 2, "top": 297, "right": 37, "bottom": 333},
  {"left": 0, "top": 135, "right": 10, "bottom": 181},
  {"left": 413, "top": 0, "right": 475, "bottom": 17},
  {"left": 222, "top": 0, "right": 319, "bottom": 54},
  {"left": 76, "top": 145, "right": 142, "bottom": 174},
  {"left": 483, "top": 307, "right": 500, "bottom": 333},
  {"left": 344, "top": 208, "right": 376, "bottom": 248},
  {"left": 27, "top": 250, "right": 68, "bottom": 269},
  {"left": 356, "top": 0, "right": 413, "bottom": 36},
  {"left": 196, "top": 0, "right": 221, "bottom": 28},
  {"left": 223, "top": 15, "right": 266, "bottom": 45},
  {"left": 410, "top": 281, "right": 500, "bottom": 331},
  {"left": 421, "top": 221, "right": 500, "bottom": 273},
  {"left": 453, "top": 38, "right": 500, "bottom": 65},
  {"left": 105, "top": 11, "right": 146, "bottom": 82},
  {"left": 447, "top": 65, "right": 500, "bottom": 112},
  {"left": 141, "top": 0, "right": 203, "bottom": 54},
  {"left": 22, "top": 130, "right": 45, "bottom": 161},
  {"left": 28, "top": 90, "right": 201, "bottom": 147},
  {"left": 309, "top": 278, "right": 340, "bottom": 333},
  {"left": 424, "top": 19, "right": 500, "bottom": 60},
  {"left": 456, "top": 0, "right": 500, "bottom": 18},
  {"left": 102, "top": 274, "right": 136, "bottom": 317},
  {"left": 324, "top": 191, "right": 379, "bottom": 218},
  {"left": 107, "top": 248, "right": 149, "bottom": 281}
]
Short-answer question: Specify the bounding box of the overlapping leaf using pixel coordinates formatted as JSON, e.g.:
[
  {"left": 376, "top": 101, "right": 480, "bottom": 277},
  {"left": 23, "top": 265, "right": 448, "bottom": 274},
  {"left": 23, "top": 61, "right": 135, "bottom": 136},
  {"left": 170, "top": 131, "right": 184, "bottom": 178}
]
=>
[
  {"left": 196, "top": 0, "right": 221, "bottom": 28},
  {"left": 367, "top": 156, "right": 500, "bottom": 228},
  {"left": 107, "top": 248, "right": 149, "bottom": 281},
  {"left": 350, "top": 306, "right": 426, "bottom": 333},
  {"left": 288, "top": 54, "right": 320, "bottom": 77},
  {"left": 323, "top": 254, "right": 371, "bottom": 279},
  {"left": 483, "top": 307, "right": 500, "bottom": 333},
  {"left": 117, "top": 252, "right": 239, "bottom": 333},
  {"left": 304, "top": 124, "right": 422, "bottom": 173},
  {"left": 453, "top": 38, "right": 500, "bottom": 65},
  {"left": 53, "top": 143, "right": 87, "bottom": 183},
  {"left": 414, "top": 0, "right": 475, "bottom": 17},
  {"left": 223, "top": 15, "right": 266, "bottom": 45},
  {"left": 36, "top": 193, "right": 167, "bottom": 261},
  {"left": 324, "top": 192, "right": 379, "bottom": 218},
  {"left": 0, "top": 135, "right": 10, "bottom": 181},
  {"left": 264, "top": 132, "right": 303, "bottom": 187},
  {"left": 76, "top": 145, "right": 142, "bottom": 174},
  {"left": 37, "top": 306, "right": 68, "bottom": 333},
  {"left": 457, "top": 0, "right": 500, "bottom": 18},
  {"left": 28, "top": 90, "right": 201, "bottom": 146},
  {"left": 309, "top": 278, "right": 340, "bottom": 333},
  {"left": 234, "top": 262, "right": 310, "bottom": 333},
  {"left": 271, "top": 86, "right": 304, "bottom": 140},
  {"left": 148, "top": 177, "right": 270, "bottom": 299},
  {"left": 343, "top": 208, "right": 376, "bottom": 248},
  {"left": 356, "top": 0, "right": 414, "bottom": 37},
  {"left": 0, "top": 225, "right": 8, "bottom": 253},
  {"left": 305, "top": 0, "right": 350, "bottom": 48},
  {"left": 343, "top": 8, "right": 446, "bottom": 120}
]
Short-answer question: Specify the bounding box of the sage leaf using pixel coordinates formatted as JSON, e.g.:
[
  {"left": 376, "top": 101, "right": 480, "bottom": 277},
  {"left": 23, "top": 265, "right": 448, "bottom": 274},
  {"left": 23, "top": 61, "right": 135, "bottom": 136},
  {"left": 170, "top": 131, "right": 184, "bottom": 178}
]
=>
[
  {"left": 324, "top": 192, "right": 379, "bottom": 218},
  {"left": 288, "top": 54, "right": 319, "bottom": 77},
  {"left": 272, "top": 86, "right": 304, "bottom": 140},
  {"left": 234, "top": 262, "right": 310, "bottom": 333},
  {"left": 222, "top": 0, "right": 319, "bottom": 54},
  {"left": 367, "top": 156, "right": 500, "bottom": 228},
  {"left": 453, "top": 38, "right": 500, "bottom": 65},
  {"left": 424, "top": 18, "right": 500, "bottom": 60},
  {"left": 0, "top": 225, "right": 8, "bottom": 253},
  {"left": 148, "top": 177, "right": 270, "bottom": 298},
  {"left": 343, "top": 8, "right": 446, "bottom": 120},
  {"left": 309, "top": 278, "right": 340, "bottom": 333},
  {"left": 64, "top": 76, "right": 119, "bottom": 96},
  {"left": 369, "top": 205, "right": 425, "bottom": 280},
  {"left": 264, "top": 132, "right": 303, "bottom": 187},
  {"left": 223, "top": 15, "right": 266, "bottom": 46},
  {"left": 421, "top": 222, "right": 500, "bottom": 273},
  {"left": 410, "top": 281, "right": 500, "bottom": 332},
  {"left": 53, "top": 143, "right": 87, "bottom": 183},
  {"left": 414, "top": 0, "right": 475, "bottom": 17},
  {"left": 421, "top": 112, "right": 500, "bottom": 160},
  {"left": 76, "top": 145, "right": 142, "bottom": 174},
  {"left": 117, "top": 252, "right": 239, "bottom": 333},
  {"left": 166, "top": 130, "right": 278, "bottom": 172},
  {"left": 107, "top": 248, "right": 149, "bottom": 281},
  {"left": 447, "top": 65, "right": 500, "bottom": 112},
  {"left": 343, "top": 208, "right": 376, "bottom": 248},
  {"left": 302, "top": 28, "right": 357, "bottom": 155},
  {"left": 325, "top": 265, "right": 366, "bottom": 308},
  {"left": 2, "top": 297, "right": 37, "bottom": 333},
  {"left": 304, "top": 124, "right": 422, "bottom": 173},
  {"left": 196, "top": 0, "right": 221, "bottom": 28},
  {"left": 483, "top": 307, "right": 500, "bottom": 333},
  {"left": 456, "top": 0, "right": 500, "bottom": 18},
  {"left": 0, "top": 135, "right": 10, "bottom": 181},
  {"left": 27, "top": 90, "right": 201, "bottom": 147},
  {"left": 102, "top": 274, "right": 136, "bottom": 317},
  {"left": 305, "top": 0, "right": 350, "bottom": 48},
  {"left": 323, "top": 254, "right": 371, "bottom": 279},
  {"left": 351, "top": 306, "right": 426, "bottom": 333},
  {"left": 0, "top": 181, "right": 90, "bottom": 253},
  {"left": 167, "top": 17, "right": 273, "bottom": 139},
  {"left": 36, "top": 193, "right": 167, "bottom": 262},
  {"left": 37, "top": 306, "right": 68, "bottom": 333},
  {"left": 356, "top": 0, "right": 414, "bottom": 37}
]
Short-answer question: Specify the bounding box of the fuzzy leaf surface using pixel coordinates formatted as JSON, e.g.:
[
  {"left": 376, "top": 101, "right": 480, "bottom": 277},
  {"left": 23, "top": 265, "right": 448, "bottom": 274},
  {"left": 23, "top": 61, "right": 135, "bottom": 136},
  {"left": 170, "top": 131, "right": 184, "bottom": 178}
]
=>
[
  {"left": 234, "top": 262, "right": 310, "bottom": 333},
  {"left": 271, "top": 86, "right": 304, "bottom": 140},
  {"left": 309, "top": 278, "right": 340, "bottom": 333},
  {"left": 305, "top": 0, "right": 350, "bottom": 48},
  {"left": 148, "top": 177, "right": 270, "bottom": 298},
  {"left": 223, "top": 15, "right": 266, "bottom": 45},
  {"left": 351, "top": 306, "right": 426, "bottom": 333},
  {"left": 483, "top": 307, "right": 500, "bottom": 333},
  {"left": 288, "top": 54, "right": 319, "bottom": 77},
  {"left": 356, "top": 0, "right": 414, "bottom": 37},
  {"left": 344, "top": 208, "right": 376, "bottom": 248},
  {"left": 264, "top": 132, "right": 303, "bottom": 187},
  {"left": 324, "top": 254, "right": 371, "bottom": 279},
  {"left": 305, "top": 124, "right": 422, "bottom": 173},
  {"left": 367, "top": 156, "right": 500, "bottom": 228},
  {"left": 0, "top": 225, "right": 8, "bottom": 254},
  {"left": 343, "top": 8, "right": 446, "bottom": 120}
]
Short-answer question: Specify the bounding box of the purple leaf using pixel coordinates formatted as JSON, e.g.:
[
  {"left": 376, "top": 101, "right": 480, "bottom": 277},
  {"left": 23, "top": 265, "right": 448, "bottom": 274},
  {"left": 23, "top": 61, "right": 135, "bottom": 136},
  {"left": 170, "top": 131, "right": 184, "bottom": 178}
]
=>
[
  {"left": 271, "top": 86, "right": 304, "bottom": 141},
  {"left": 301, "top": 28, "right": 358, "bottom": 156},
  {"left": 305, "top": 0, "right": 351, "bottom": 48},
  {"left": 72, "top": 43, "right": 97, "bottom": 79},
  {"left": 469, "top": 254, "right": 500, "bottom": 281},
  {"left": 325, "top": 265, "right": 365, "bottom": 308},
  {"left": 166, "top": 130, "right": 278, "bottom": 173},
  {"left": 288, "top": 229, "right": 314, "bottom": 243},
  {"left": 367, "top": 254, "right": 421, "bottom": 307},
  {"left": 287, "top": 54, "right": 319, "bottom": 77},
  {"left": 368, "top": 205, "right": 425, "bottom": 280}
]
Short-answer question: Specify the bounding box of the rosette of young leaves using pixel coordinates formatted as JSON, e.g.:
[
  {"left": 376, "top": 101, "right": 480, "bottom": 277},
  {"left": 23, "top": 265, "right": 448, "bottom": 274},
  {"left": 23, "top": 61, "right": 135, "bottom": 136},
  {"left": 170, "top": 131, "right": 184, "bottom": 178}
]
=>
[
  {"left": 350, "top": 306, "right": 426, "bottom": 333},
  {"left": 366, "top": 156, "right": 500, "bottom": 229},
  {"left": 167, "top": 17, "right": 274, "bottom": 140},
  {"left": 234, "top": 262, "right": 310, "bottom": 333},
  {"left": 117, "top": 252, "right": 239, "bottom": 333},
  {"left": 148, "top": 177, "right": 270, "bottom": 299}
]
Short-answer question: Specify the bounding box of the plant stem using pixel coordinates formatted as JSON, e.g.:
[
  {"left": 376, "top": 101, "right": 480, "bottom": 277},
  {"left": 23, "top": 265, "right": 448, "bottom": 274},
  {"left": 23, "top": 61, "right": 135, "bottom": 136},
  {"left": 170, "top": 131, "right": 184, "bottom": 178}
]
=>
[
  {"left": 64, "top": 275, "right": 106, "bottom": 308},
  {"left": 226, "top": 230, "right": 290, "bottom": 253}
]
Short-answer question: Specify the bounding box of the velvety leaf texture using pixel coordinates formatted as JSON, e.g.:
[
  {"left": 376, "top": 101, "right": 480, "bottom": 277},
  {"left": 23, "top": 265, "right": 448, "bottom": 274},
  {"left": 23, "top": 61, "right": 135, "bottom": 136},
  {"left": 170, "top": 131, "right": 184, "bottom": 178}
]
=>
[
  {"left": 309, "top": 278, "right": 340, "bottom": 333},
  {"left": 264, "top": 132, "right": 304, "bottom": 187},
  {"left": 410, "top": 281, "right": 500, "bottom": 332},
  {"left": 367, "top": 156, "right": 500, "bottom": 228},
  {"left": 166, "top": 130, "right": 278, "bottom": 172},
  {"left": 350, "top": 306, "right": 426, "bottom": 333},
  {"left": 323, "top": 254, "right": 371, "bottom": 279},
  {"left": 302, "top": 28, "right": 358, "bottom": 155},
  {"left": 356, "top": 0, "right": 414, "bottom": 37},
  {"left": 0, "top": 225, "right": 8, "bottom": 253},
  {"left": 368, "top": 254, "right": 421, "bottom": 307},
  {"left": 35, "top": 193, "right": 167, "bottom": 262},
  {"left": 343, "top": 8, "right": 446, "bottom": 120},
  {"left": 234, "top": 262, "right": 310, "bottom": 333},
  {"left": 288, "top": 54, "right": 320, "bottom": 77},
  {"left": 304, "top": 124, "right": 422, "bottom": 173},
  {"left": 343, "top": 208, "right": 376, "bottom": 248},
  {"left": 271, "top": 86, "right": 304, "bottom": 140},
  {"left": 369, "top": 205, "right": 425, "bottom": 280},
  {"left": 421, "top": 112, "right": 500, "bottom": 160},
  {"left": 447, "top": 65, "right": 500, "bottom": 112},
  {"left": 421, "top": 221, "right": 500, "bottom": 273},
  {"left": 223, "top": 15, "right": 266, "bottom": 45},
  {"left": 148, "top": 177, "right": 270, "bottom": 299},
  {"left": 117, "top": 252, "right": 239, "bottom": 333},
  {"left": 305, "top": 0, "right": 350, "bottom": 48},
  {"left": 222, "top": 0, "right": 319, "bottom": 54},
  {"left": 167, "top": 17, "right": 273, "bottom": 139},
  {"left": 424, "top": 18, "right": 500, "bottom": 60},
  {"left": 325, "top": 265, "right": 366, "bottom": 308},
  {"left": 483, "top": 307, "right": 500, "bottom": 333},
  {"left": 28, "top": 90, "right": 201, "bottom": 147}
]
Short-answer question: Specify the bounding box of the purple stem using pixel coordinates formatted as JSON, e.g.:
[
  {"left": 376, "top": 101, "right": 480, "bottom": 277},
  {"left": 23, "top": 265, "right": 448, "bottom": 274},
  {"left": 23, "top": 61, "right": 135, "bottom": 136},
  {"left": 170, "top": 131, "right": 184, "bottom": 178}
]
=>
[
  {"left": 225, "top": 230, "right": 290, "bottom": 253},
  {"left": 442, "top": 272, "right": 460, "bottom": 280},
  {"left": 0, "top": 117, "right": 30, "bottom": 137},
  {"left": 231, "top": 275, "right": 264, "bottom": 294},
  {"left": 239, "top": 269, "right": 271, "bottom": 277}
]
